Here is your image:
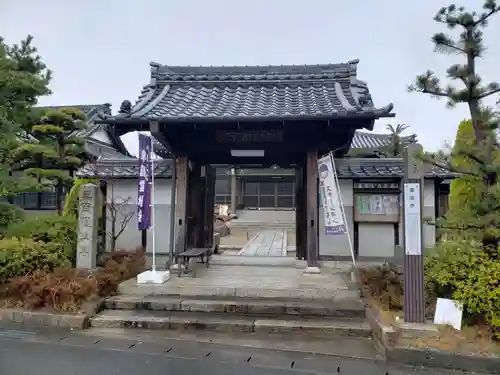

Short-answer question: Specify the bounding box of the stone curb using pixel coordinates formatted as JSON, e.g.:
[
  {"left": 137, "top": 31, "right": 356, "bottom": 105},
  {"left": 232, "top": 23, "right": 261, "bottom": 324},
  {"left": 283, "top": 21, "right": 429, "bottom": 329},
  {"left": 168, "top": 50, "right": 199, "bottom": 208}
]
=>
[
  {"left": 103, "top": 295, "right": 366, "bottom": 319},
  {"left": 386, "top": 346, "right": 500, "bottom": 374},
  {"left": 117, "top": 283, "right": 358, "bottom": 301},
  {"left": 90, "top": 311, "right": 371, "bottom": 339},
  {"left": 0, "top": 299, "right": 103, "bottom": 330},
  {"left": 366, "top": 306, "right": 500, "bottom": 374}
]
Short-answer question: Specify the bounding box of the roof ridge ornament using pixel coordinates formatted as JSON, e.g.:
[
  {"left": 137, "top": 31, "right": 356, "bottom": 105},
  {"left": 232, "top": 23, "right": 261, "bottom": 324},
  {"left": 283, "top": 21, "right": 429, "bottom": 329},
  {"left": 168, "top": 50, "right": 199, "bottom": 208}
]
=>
[{"left": 118, "top": 100, "right": 132, "bottom": 114}]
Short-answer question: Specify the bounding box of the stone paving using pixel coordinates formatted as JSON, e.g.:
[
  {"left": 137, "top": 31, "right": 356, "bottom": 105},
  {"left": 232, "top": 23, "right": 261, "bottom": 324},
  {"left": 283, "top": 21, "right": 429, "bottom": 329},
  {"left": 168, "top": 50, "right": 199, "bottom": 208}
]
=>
[
  {"left": 237, "top": 230, "right": 287, "bottom": 256},
  {"left": 118, "top": 264, "right": 358, "bottom": 301}
]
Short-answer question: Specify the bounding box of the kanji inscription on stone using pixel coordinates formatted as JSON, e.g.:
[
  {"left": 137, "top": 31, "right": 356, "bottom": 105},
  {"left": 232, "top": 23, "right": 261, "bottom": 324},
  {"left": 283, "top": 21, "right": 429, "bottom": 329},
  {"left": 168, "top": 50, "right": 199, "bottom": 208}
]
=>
[{"left": 76, "top": 183, "right": 99, "bottom": 269}]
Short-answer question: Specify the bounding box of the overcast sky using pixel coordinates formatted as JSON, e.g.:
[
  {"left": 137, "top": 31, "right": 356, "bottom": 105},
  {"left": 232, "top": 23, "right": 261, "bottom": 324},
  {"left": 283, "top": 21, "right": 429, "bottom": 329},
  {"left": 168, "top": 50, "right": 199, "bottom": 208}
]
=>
[{"left": 1, "top": 0, "right": 499, "bottom": 155}]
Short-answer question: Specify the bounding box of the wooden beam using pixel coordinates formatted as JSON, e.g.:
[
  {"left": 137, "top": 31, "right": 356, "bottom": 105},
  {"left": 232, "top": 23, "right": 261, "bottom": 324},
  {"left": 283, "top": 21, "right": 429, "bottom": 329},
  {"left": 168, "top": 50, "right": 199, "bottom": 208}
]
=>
[{"left": 150, "top": 120, "right": 176, "bottom": 154}]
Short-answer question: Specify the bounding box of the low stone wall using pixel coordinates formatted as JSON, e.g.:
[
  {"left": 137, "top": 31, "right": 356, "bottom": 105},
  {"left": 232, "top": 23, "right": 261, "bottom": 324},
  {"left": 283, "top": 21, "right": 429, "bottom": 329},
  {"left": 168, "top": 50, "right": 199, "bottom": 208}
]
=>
[
  {"left": 367, "top": 306, "right": 500, "bottom": 374},
  {"left": 0, "top": 300, "right": 103, "bottom": 330}
]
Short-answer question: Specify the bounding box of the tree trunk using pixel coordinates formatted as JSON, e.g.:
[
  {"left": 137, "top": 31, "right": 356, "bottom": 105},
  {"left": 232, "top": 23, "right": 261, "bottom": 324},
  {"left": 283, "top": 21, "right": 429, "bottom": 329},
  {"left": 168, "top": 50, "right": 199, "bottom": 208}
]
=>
[
  {"left": 110, "top": 221, "right": 116, "bottom": 252},
  {"left": 55, "top": 183, "right": 63, "bottom": 215}
]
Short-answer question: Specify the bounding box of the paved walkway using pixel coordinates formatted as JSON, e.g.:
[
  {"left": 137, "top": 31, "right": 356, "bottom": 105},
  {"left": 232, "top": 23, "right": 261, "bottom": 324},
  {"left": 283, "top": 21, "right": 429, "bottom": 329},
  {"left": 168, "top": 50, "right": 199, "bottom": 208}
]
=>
[
  {"left": 237, "top": 230, "right": 287, "bottom": 256},
  {"left": 119, "top": 264, "right": 357, "bottom": 300}
]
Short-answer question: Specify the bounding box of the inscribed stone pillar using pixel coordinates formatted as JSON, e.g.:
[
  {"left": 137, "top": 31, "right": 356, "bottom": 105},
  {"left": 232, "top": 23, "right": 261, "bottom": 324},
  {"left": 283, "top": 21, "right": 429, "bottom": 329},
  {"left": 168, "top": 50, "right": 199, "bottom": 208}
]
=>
[{"left": 76, "top": 183, "right": 99, "bottom": 269}]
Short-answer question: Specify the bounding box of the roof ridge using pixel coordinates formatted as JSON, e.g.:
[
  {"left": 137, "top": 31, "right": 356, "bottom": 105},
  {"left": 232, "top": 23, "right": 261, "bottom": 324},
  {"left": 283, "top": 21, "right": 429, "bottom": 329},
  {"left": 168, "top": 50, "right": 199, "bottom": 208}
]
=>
[{"left": 149, "top": 59, "right": 360, "bottom": 82}]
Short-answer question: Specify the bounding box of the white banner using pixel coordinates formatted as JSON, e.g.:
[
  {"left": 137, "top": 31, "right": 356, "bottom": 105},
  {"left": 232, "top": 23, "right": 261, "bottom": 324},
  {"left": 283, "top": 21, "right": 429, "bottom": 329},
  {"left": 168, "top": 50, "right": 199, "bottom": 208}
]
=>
[
  {"left": 404, "top": 183, "right": 422, "bottom": 255},
  {"left": 317, "top": 154, "right": 347, "bottom": 235}
]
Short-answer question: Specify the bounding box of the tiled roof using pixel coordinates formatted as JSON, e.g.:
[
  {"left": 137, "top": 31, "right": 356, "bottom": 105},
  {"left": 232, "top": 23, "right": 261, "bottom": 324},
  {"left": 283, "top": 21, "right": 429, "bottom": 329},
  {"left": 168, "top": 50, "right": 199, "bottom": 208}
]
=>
[
  {"left": 350, "top": 131, "right": 416, "bottom": 149},
  {"left": 36, "top": 104, "right": 130, "bottom": 156},
  {"left": 77, "top": 155, "right": 171, "bottom": 178},
  {"left": 101, "top": 60, "right": 394, "bottom": 122},
  {"left": 335, "top": 158, "right": 456, "bottom": 178},
  {"left": 78, "top": 155, "right": 453, "bottom": 179},
  {"left": 38, "top": 104, "right": 112, "bottom": 137}
]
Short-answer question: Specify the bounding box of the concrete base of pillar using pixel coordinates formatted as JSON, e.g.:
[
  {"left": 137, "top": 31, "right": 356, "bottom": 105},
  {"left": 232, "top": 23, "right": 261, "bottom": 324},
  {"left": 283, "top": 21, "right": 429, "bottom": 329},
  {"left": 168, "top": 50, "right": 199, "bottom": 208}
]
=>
[
  {"left": 303, "top": 266, "right": 321, "bottom": 274},
  {"left": 137, "top": 270, "right": 170, "bottom": 284}
]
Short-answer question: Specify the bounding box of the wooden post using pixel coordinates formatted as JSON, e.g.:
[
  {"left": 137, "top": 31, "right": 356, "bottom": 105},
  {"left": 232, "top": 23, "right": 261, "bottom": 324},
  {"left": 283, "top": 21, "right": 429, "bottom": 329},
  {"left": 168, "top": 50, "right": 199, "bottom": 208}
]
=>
[
  {"left": 403, "top": 143, "right": 425, "bottom": 323},
  {"left": 175, "top": 156, "right": 189, "bottom": 260},
  {"left": 295, "top": 166, "right": 302, "bottom": 260},
  {"left": 204, "top": 166, "right": 216, "bottom": 249},
  {"left": 230, "top": 169, "right": 237, "bottom": 214},
  {"left": 187, "top": 163, "right": 204, "bottom": 248},
  {"left": 305, "top": 151, "right": 319, "bottom": 268}
]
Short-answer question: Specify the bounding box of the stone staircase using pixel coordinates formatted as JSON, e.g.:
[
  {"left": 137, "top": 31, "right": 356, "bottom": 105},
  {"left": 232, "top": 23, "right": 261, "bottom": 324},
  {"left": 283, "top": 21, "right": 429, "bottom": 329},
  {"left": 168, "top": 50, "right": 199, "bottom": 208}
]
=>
[
  {"left": 90, "top": 294, "right": 371, "bottom": 340},
  {"left": 230, "top": 210, "right": 296, "bottom": 232}
]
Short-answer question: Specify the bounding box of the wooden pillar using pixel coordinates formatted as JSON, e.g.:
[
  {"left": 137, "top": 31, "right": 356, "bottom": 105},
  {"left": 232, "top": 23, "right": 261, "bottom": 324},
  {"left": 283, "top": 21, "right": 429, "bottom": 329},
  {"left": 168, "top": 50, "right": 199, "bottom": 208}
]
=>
[
  {"left": 403, "top": 143, "right": 425, "bottom": 323},
  {"left": 174, "top": 156, "right": 189, "bottom": 257},
  {"left": 305, "top": 151, "right": 319, "bottom": 268},
  {"left": 230, "top": 169, "right": 237, "bottom": 214},
  {"left": 295, "top": 165, "right": 304, "bottom": 260},
  {"left": 187, "top": 163, "right": 205, "bottom": 249},
  {"left": 204, "top": 166, "right": 216, "bottom": 249},
  {"left": 300, "top": 163, "right": 308, "bottom": 260}
]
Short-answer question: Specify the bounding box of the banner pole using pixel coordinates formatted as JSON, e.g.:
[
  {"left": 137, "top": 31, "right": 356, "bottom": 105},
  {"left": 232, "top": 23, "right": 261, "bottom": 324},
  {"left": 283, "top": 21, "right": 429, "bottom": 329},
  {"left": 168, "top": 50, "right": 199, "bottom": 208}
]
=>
[
  {"left": 150, "top": 135, "right": 156, "bottom": 272},
  {"left": 329, "top": 152, "right": 356, "bottom": 268}
]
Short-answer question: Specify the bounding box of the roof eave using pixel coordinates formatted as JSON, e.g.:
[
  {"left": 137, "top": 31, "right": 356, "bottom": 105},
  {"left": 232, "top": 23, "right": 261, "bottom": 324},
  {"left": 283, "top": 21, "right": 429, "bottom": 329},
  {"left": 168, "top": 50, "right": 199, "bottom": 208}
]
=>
[{"left": 95, "top": 107, "right": 395, "bottom": 126}]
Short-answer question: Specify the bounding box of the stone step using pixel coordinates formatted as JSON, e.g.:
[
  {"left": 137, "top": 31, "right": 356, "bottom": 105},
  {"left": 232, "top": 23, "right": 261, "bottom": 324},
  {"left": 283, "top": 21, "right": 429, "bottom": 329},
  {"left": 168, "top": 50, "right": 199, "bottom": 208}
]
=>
[
  {"left": 230, "top": 224, "right": 296, "bottom": 230},
  {"left": 103, "top": 295, "right": 366, "bottom": 319},
  {"left": 90, "top": 309, "right": 371, "bottom": 339}
]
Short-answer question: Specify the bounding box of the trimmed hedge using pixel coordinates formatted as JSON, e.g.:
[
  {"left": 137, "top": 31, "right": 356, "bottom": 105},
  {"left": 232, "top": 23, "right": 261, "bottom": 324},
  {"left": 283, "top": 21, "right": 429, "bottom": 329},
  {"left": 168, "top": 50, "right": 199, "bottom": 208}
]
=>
[
  {"left": 0, "top": 202, "right": 24, "bottom": 232},
  {"left": 5, "top": 215, "right": 77, "bottom": 263},
  {"left": 0, "top": 238, "right": 70, "bottom": 283}
]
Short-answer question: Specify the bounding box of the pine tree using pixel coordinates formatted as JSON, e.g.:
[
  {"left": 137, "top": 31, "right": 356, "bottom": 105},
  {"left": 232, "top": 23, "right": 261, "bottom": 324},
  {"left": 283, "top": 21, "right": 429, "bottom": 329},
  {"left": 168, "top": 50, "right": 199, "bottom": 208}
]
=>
[
  {"left": 409, "top": 0, "right": 500, "bottom": 249},
  {"left": 448, "top": 120, "right": 486, "bottom": 213},
  {"left": 0, "top": 35, "right": 51, "bottom": 198},
  {"left": 13, "top": 108, "right": 89, "bottom": 214}
]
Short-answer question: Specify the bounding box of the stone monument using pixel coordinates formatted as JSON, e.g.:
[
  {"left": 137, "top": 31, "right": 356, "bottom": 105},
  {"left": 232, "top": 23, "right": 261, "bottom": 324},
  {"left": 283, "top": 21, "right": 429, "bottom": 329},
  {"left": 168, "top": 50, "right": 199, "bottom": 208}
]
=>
[{"left": 76, "top": 183, "right": 99, "bottom": 269}]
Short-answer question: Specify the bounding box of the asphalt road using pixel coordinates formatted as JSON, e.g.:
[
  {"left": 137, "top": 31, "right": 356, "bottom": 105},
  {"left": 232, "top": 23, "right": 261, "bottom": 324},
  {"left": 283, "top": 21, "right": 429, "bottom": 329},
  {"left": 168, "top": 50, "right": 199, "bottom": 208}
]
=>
[{"left": 0, "top": 328, "right": 485, "bottom": 375}]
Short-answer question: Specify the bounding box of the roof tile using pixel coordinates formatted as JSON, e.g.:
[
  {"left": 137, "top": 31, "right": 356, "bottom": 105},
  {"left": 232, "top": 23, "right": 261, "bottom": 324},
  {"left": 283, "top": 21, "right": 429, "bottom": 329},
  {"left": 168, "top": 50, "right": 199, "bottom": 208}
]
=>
[
  {"left": 77, "top": 156, "right": 454, "bottom": 179},
  {"left": 104, "top": 60, "right": 394, "bottom": 121}
]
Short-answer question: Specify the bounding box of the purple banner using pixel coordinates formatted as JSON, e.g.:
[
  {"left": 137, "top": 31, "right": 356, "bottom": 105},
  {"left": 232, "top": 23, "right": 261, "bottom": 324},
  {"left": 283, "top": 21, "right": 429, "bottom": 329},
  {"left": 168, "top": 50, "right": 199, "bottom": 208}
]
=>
[{"left": 137, "top": 133, "right": 152, "bottom": 230}]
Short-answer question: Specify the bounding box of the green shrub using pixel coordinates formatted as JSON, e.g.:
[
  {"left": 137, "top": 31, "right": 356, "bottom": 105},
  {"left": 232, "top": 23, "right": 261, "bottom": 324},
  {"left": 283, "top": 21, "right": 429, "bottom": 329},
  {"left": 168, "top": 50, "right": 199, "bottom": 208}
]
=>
[
  {"left": 448, "top": 119, "right": 500, "bottom": 216},
  {"left": 425, "top": 238, "right": 500, "bottom": 338},
  {"left": 0, "top": 202, "right": 24, "bottom": 232},
  {"left": 5, "top": 215, "right": 77, "bottom": 263},
  {"left": 0, "top": 238, "right": 70, "bottom": 283}
]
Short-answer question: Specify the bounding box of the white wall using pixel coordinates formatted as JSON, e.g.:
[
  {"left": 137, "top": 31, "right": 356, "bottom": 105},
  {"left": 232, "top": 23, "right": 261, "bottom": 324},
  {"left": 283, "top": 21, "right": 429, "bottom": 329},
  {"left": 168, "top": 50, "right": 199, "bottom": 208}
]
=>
[
  {"left": 105, "top": 178, "right": 173, "bottom": 254},
  {"left": 320, "top": 179, "right": 437, "bottom": 259},
  {"left": 88, "top": 128, "right": 113, "bottom": 145}
]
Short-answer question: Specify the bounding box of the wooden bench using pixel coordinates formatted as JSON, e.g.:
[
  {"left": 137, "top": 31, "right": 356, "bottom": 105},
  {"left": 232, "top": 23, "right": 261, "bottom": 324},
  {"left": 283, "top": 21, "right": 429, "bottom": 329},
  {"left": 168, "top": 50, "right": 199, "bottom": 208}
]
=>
[{"left": 177, "top": 247, "right": 212, "bottom": 277}]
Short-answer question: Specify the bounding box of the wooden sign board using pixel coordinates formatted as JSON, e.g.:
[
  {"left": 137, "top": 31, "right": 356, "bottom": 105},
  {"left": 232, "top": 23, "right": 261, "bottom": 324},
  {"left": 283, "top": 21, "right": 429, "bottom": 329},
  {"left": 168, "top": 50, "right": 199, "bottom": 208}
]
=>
[{"left": 216, "top": 130, "right": 283, "bottom": 143}]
